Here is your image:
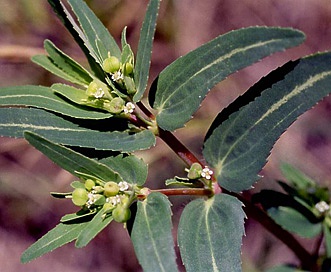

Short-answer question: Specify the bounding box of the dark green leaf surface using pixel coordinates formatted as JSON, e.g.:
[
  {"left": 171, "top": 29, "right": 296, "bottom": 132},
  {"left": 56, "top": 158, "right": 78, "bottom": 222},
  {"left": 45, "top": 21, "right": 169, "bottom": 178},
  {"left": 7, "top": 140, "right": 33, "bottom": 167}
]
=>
[
  {"left": 0, "top": 85, "right": 110, "bottom": 119},
  {"left": 75, "top": 209, "right": 113, "bottom": 248},
  {"left": 133, "top": 0, "right": 161, "bottom": 102},
  {"left": 204, "top": 52, "right": 331, "bottom": 192},
  {"left": 100, "top": 154, "right": 148, "bottom": 186},
  {"left": 47, "top": 0, "right": 105, "bottom": 78},
  {"left": 178, "top": 194, "right": 245, "bottom": 272},
  {"left": 0, "top": 108, "right": 155, "bottom": 152},
  {"left": 151, "top": 27, "right": 305, "bottom": 131},
  {"left": 68, "top": 0, "right": 121, "bottom": 61},
  {"left": 32, "top": 40, "right": 93, "bottom": 86},
  {"left": 268, "top": 207, "right": 322, "bottom": 238},
  {"left": 24, "top": 132, "right": 122, "bottom": 182},
  {"left": 131, "top": 193, "right": 178, "bottom": 272},
  {"left": 21, "top": 222, "right": 88, "bottom": 263}
]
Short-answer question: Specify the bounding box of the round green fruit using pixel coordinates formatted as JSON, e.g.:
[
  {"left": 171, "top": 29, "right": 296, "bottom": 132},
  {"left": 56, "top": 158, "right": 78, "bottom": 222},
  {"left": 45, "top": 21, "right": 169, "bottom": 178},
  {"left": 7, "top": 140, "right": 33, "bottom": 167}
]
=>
[
  {"left": 85, "top": 179, "right": 95, "bottom": 191},
  {"left": 112, "top": 205, "right": 131, "bottom": 223},
  {"left": 103, "top": 56, "right": 120, "bottom": 73},
  {"left": 123, "top": 62, "right": 133, "bottom": 76},
  {"left": 107, "top": 97, "right": 125, "bottom": 114},
  {"left": 72, "top": 188, "right": 89, "bottom": 206},
  {"left": 104, "top": 182, "right": 120, "bottom": 197}
]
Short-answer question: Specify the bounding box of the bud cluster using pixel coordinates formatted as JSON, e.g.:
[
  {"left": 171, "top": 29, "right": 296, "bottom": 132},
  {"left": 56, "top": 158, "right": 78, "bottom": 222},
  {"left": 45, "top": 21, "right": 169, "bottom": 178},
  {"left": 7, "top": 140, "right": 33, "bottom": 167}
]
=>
[{"left": 71, "top": 179, "right": 133, "bottom": 223}]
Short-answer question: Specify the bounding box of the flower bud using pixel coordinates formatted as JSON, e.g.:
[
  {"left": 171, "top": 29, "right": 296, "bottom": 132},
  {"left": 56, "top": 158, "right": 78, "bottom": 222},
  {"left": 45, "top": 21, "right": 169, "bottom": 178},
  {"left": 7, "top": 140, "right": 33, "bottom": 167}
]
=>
[
  {"left": 103, "top": 56, "right": 121, "bottom": 73},
  {"left": 112, "top": 205, "right": 131, "bottom": 223},
  {"left": 72, "top": 188, "right": 88, "bottom": 206},
  {"left": 104, "top": 181, "right": 120, "bottom": 197}
]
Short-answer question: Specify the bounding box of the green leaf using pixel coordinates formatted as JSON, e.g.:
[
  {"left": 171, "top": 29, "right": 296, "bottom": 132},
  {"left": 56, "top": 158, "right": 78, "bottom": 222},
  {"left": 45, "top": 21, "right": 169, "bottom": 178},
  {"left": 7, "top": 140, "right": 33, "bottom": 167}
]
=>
[
  {"left": 0, "top": 108, "right": 155, "bottom": 152},
  {"left": 21, "top": 222, "right": 88, "bottom": 263},
  {"left": 24, "top": 131, "right": 122, "bottom": 182},
  {"left": 0, "top": 85, "right": 110, "bottom": 119},
  {"left": 67, "top": 0, "right": 121, "bottom": 61},
  {"left": 178, "top": 194, "right": 245, "bottom": 272},
  {"left": 133, "top": 0, "right": 161, "bottom": 102},
  {"left": 47, "top": 0, "right": 105, "bottom": 78},
  {"left": 75, "top": 208, "right": 113, "bottom": 248},
  {"left": 32, "top": 40, "right": 93, "bottom": 86},
  {"left": 100, "top": 154, "right": 148, "bottom": 186},
  {"left": 150, "top": 27, "right": 305, "bottom": 131},
  {"left": 203, "top": 52, "right": 331, "bottom": 192},
  {"left": 268, "top": 206, "right": 322, "bottom": 238},
  {"left": 60, "top": 210, "right": 96, "bottom": 223},
  {"left": 280, "top": 163, "right": 316, "bottom": 190},
  {"left": 131, "top": 193, "right": 178, "bottom": 272}
]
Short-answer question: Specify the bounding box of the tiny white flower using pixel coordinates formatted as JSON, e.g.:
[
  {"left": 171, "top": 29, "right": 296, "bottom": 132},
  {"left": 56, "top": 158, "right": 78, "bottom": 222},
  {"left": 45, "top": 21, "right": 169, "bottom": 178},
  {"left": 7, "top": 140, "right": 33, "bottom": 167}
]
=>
[
  {"left": 315, "top": 201, "right": 330, "bottom": 213},
  {"left": 119, "top": 181, "right": 130, "bottom": 191},
  {"left": 86, "top": 193, "right": 96, "bottom": 208},
  {"left": 201, "top": 166, "right": 213, "bottom": 180},
  {"left": 94, "top": 88, "right": 104, "bottom": 99},
  {"left": 111, "top": 71, "right": 124, "bottom": 82},
  {"left": 124, "top": 102, "right": 135, "bottom": 114},
  {"left": 110, "top": 195, "right": 121, "bottom": 206}
]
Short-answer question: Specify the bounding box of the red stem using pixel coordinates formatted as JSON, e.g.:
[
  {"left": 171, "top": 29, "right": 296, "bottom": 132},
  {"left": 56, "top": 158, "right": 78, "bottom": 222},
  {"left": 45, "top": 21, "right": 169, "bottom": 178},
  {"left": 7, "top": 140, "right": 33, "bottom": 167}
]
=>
[{"left": 151, "top": 188, "right": 213, "bottom": 197}]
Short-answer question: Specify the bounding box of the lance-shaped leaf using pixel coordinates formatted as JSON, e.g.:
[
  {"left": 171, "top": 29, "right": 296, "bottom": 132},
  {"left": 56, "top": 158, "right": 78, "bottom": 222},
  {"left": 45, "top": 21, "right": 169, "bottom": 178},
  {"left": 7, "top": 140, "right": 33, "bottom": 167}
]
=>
[
  {"left": 21, "top": 222, "right": 88, "bottom": 263},
  {"left": 131, "top": 193, "right": 178, "bottom": 272},
  {"left": 268, "top": 206, "right": 322, "bottom": 238},
  {"left": 24, "top": 131, "right": 122, "bottom": 182},
  {"left": 0, "top": 108, "right": 155, "bottom": 152},
  {"left": 150, "top": 27, "right": 305, "bottom": 131},
  {"left": 0, "top": 85, "right": 110, "bottom": 119},
  {"left": 67, "top": 0, "right": 121, "bottom": 61},
  {"left": 133, "top": 0, "right": 161, "bottom": 102},
  {"left": 32, "top": 39, "right": 93, "bottom": 86},
  {"left": 203, "top": 52, "right": 331, "bottom": 192},
  {"left": 100, "top": 154, "right": 148, "bottom": 186},
  {"left": 178, "top": 194, "right": 245, "bottom": 272},
  {"left": 47, "top": 0, "right": 105, "bottom": 78},
  {"left": 75, "top": 208, "right": 113, "bottom": 248}
]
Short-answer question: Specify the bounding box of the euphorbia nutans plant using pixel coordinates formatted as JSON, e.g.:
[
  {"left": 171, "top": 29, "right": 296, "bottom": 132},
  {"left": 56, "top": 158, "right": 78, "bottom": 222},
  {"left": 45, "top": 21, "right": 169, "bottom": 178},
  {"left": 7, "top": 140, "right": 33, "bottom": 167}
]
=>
[{"left": 1, "top": 0, "right": 331, "bottom": 271}]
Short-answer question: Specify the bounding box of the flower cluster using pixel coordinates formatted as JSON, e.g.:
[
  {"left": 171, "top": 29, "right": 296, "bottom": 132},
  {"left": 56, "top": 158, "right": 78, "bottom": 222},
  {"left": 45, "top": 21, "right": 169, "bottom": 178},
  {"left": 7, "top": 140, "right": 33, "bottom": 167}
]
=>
[
  {"left": 186, "top": 162, "right": 214, "bottom": 181},
  {"left": 81, "top": 52, "right": 136, "bottom": 116},
  {"left": 71, "top": 179, "right": 133, "bottom": 223}
]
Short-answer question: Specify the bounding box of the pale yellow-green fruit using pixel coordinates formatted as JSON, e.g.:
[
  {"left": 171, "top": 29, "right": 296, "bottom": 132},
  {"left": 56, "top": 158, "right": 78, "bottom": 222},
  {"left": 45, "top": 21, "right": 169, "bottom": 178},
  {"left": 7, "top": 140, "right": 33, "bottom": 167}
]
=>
[
  {"left": 112, "top": 205, "right": 131, "bottom": 223},
  {"left": 71, "top": 188, "right": 88, "bottom": 206},
  {"left": 104, "top": 181, "right": 120, "bottom": 197},
  {"left": 103, "top": 56, "right": 120, "bottom": 73},
  {"left": 123, "top": 62, "right": 133, "bottom": 76},
  {"left": 107, "top": 97, "right": 125, "bottom": 114},
  {"left": 85, "top": 179, "right": 95, "bottom": 191}
]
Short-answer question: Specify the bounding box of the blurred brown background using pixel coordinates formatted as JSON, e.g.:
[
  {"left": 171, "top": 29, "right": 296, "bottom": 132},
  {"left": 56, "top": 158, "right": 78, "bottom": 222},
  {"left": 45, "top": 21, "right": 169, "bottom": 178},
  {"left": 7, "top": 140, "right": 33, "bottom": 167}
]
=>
[{"left": 1, "top": 0, "right": 331, "bottom": 271}]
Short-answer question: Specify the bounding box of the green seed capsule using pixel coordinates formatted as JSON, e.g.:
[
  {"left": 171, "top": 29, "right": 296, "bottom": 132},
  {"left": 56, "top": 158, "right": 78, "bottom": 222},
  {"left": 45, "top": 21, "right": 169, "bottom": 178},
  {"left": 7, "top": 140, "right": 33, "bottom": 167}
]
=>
[
  {"left": 103, "top": 56, "right": 121, "bottom": 73},
  {"left": 72, "top": 188, "right": 89, "bottom": 206},
  {"left": 112, "top": 205, "right": 131, "bottom": 223},
  {"left": 107, "top": 97, "right": 125, "bottom": 114},
  {"left": 123, "top": 62, "right": 133, "bottom": 76},
  {"left": 85, "top": 179, "right": 95, "bottom": 191},
  {"left": 187, "top": 162, "right": 203, "bottom": 179},
  {"left": 94, "top": 194, "right": 106, "bottom": 206},
  {"left": 104, "top": 181, "right": 120, "bottom": 197}
]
